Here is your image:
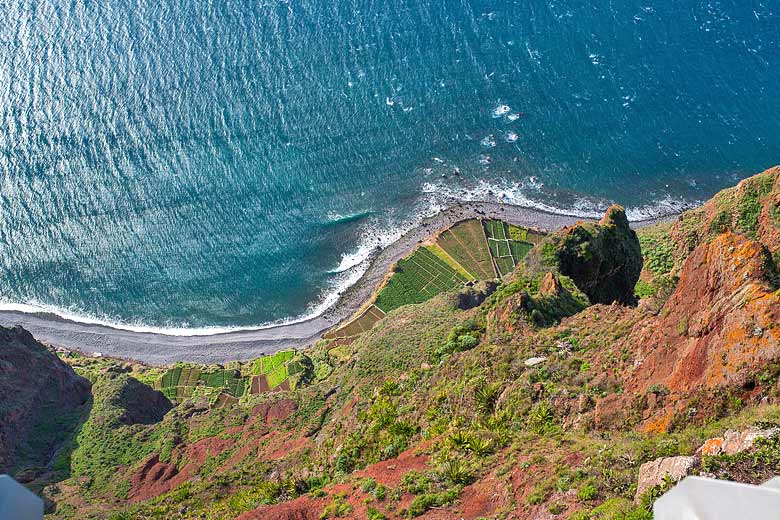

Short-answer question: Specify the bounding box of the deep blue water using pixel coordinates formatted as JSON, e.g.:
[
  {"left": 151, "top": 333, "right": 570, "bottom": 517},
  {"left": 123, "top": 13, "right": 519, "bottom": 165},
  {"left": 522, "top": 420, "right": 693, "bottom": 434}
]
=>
[{"left": 1, "top": 0, "right": 779, "bottom": 331}]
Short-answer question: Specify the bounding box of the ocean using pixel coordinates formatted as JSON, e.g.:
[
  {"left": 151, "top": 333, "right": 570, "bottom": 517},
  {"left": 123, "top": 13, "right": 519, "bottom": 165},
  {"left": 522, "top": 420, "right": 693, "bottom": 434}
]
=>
[{"left": 1, "top": 0, "right": 778, "bottom": 332}]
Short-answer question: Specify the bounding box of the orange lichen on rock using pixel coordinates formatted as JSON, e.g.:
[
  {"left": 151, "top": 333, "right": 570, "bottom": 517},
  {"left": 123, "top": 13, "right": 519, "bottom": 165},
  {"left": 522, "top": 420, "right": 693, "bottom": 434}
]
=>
[{"left": 626, "top": 232, "right": 780, "bottom": 394}]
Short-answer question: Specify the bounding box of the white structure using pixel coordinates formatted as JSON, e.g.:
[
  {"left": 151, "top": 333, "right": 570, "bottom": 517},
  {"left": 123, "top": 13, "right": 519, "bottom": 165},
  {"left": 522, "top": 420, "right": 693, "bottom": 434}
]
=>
[
  {"left": 654, "top": 476, "right": 780, "bottom": 519},
  {"left": 0, "top": 475, "right": 43, "bottom": 520}
]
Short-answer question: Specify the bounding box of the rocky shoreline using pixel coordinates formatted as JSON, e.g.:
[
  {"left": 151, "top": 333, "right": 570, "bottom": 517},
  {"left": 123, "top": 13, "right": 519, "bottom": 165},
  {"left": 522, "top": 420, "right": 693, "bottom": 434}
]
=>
[{"left": 0, "top": 201, "right": 678, "bottom": 365}]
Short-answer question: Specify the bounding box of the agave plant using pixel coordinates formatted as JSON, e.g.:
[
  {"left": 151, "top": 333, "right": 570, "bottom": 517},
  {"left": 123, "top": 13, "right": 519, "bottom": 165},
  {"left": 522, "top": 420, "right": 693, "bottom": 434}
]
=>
[
  {"left": 438, "top": 459, "right": 473, "bottom": 486},
  {"left": 474, "top": 380, "right": 503, "bottom": 416}
]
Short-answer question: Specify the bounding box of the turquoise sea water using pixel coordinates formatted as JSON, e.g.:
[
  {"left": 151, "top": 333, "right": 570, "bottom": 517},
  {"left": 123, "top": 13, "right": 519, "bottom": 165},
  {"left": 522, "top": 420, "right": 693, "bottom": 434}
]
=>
[{"left": 1, "top": 0, "right": 778, "bottom": 331}]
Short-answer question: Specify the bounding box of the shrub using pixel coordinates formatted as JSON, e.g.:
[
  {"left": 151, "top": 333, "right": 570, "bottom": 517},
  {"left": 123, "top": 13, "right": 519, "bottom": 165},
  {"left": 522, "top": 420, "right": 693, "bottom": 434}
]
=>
[
  {"left": 438, "top": 460, "right": 473, "bottom": 485},
  {"left": 367, "top": 507, "right": 387, "bottom": 520},
  {"left": 320, "top": 493, "right": 353, "bottom": 519},
  {"left": 406, "top": 486, "right": 462, "bottom": 517},
  {"left": 474, "top": 381, "right": 502, "bottom": 416},
  {"left": 548, "top": 503, "right": 567, "bottom": 515},
  {"left": 360, "top": 477, "right": 377, "bottom": 493},
  {"left": 577, "top": 482, "right": 599, "bottom": 501}
]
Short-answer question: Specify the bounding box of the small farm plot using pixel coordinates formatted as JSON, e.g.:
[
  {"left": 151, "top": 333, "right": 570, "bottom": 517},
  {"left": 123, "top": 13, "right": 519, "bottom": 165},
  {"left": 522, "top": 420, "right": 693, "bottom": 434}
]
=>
[
  {"left": 324, "top": 305, "right": 386, "bottom": 339},
  {"left": 252, "top": 350, "right": 296, "bottom": 376},
  {"left": 436, "top": 219, "right": 496, "bottom": 280},
  {"left": 199, "top": 369, "right": 246, "bottom": 397},
  {"left": 508, "top": 224, "right": 546, "bottom": 245},
  {"left": 483, "top": 220, "right": 539, "bottom": 277},
  {"left": 375, "top": 246, "right": 469, "bottom": 313},
  {"left": 249, "top": 350, "right": 301, "bottom": 391},
  {"left": 156, "top": 365, "right": 247, "bottom": 401}
]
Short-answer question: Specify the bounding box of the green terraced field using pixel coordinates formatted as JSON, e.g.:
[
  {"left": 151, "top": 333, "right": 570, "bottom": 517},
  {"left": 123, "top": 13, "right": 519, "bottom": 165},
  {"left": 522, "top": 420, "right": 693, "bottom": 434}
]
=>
[
  {"left": 508, "top": 224, "right": 546, "bottom": 244},
  {"left": 375, "top": 246, "right": 469, "bottom": 313},
  {"left": 265, "top": 364, "right": 289, "bottom": 389},
  {"left": 436, "top": 219, "right": 495, "bottom": 279},
  {"left": 426, "top": 243, "right": 476, "bottom": 281},
  {"left": 157, "top": 365, "right": 247, "bottom": 400},
  {"left": 199, "top": 369, "right": 246, "bottom": 397},
  {"left": 325, "top": 305, "right": 386, "bottom": 339},
  {"left": 252, "top": 350, "right": 296, "bottom": 375},
  {"left": 509, "top": 240, "right": 534, "bottom": 261},
  {"left": 484, "top": 220, "right": 539, "bottom": 277}
]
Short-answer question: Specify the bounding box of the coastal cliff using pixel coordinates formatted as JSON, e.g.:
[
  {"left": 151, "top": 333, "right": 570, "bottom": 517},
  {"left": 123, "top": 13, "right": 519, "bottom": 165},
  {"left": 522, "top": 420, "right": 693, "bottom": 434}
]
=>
[{"left": 6, "top": 166, "right": 780, "bottom": 519}]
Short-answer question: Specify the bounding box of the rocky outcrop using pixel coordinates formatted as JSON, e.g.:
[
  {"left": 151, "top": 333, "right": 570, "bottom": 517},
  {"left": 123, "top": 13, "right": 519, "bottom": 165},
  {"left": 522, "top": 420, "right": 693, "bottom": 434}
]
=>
[
  {"left": 670, "top": 166, "right": 780, "bottom": 257},
  {"left": 697, "top": 427, "right": 780, "bottom": 457},
  {"left": 635, "top": 456, "right": 697, "bottom": 501},
  {"left": 626, "top": 232, "right": 780, "bottom": 394},
  {"left": 487, "top": 270, "right": 589, "bottom": 334},
  {"left": 635, "top": 426, "right": 780, "bottom": 501},
  {"left": 111, "top": 376, "right": 173, "bottom": 425},
  {"left": 456, "top": 281, "right": 497, "bottom": 310},
  {"left": 0, "top": 326, "right": 91, "bottom": 475},
  {"left": 527, "top": 205, "right": 642, "bottom": 305}
]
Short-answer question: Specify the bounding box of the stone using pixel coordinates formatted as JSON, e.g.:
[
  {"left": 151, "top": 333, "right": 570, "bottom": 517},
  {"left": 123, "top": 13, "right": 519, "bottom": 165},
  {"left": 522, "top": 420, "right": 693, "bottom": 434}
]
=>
[
  {"left": 526, "top": 205, "right": 642, "bottom": 305},
  {"left": 635, "top": 456, "right": 697, "bottom": 501},
  {"left": 697, "top": 427, "right": 780, "bottom": 457},
  {"left": 524, "top": 357, "right": 547, "bottom": 367}
]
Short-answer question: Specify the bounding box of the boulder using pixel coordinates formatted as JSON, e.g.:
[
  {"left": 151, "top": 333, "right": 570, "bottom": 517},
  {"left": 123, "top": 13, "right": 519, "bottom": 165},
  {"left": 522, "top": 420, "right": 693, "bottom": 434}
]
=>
[
  {"left": 456, "top": 281, "right": 497, "bottom": 310},
  {"left": 524, "top": 357, "right": 547, "bottom": 367},
  {"left": 635, "top": 456, "right": 697, "bottom": 501},
  {"left": 697, "top": 427, "right": 780, "bottom": 457}
]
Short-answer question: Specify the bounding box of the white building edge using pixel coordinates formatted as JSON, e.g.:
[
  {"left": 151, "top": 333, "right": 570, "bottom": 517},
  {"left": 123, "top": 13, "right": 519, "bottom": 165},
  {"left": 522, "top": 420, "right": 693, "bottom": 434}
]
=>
[
  {"left": 0, "top": 475, "right": 44, "bottom": 520},
  {"left": 655, "top": 475, "right": 780, "bottom": 519}
]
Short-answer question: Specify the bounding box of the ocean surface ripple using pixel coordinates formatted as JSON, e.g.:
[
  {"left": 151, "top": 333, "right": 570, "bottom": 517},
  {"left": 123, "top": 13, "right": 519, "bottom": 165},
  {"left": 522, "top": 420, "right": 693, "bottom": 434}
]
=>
[{"left": 1, "top": 0, "right": 778, "bottom": 331}]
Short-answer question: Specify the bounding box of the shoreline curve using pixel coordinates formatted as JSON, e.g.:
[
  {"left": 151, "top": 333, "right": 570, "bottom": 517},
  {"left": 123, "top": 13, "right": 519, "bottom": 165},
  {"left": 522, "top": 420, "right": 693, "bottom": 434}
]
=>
[{"left": 0, "top": 201, "right": 679, "bottom": 365}]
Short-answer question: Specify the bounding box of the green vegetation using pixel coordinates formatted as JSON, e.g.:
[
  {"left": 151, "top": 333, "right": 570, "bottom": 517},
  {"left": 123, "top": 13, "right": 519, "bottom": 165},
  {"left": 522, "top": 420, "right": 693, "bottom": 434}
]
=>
[
  {"left": 427, "top": 242, "right": 476, "bottom": 281},
  {"left": 320, "top": 493, "right": 353, "bottom": 518},
  {"left": 483, "top": 220, "right": 539, "bottom": 277},
  {"left": 27, "top": 169, "right": 780, "bottom": 520},
  {"left": 155, "top": 365, "right": 246, "bottom": 401},
  {"left": 252, "top": 350, "right": 296, "bottom": 375},
  {"left": 375, "top": 246, "right": 468, "bottom": 312},
  {"left": 436, "top": 219, "right": 496, "bottom": 279},
  {"left": 636, "top": 223, "right": 676, "bottom": 277},
  {"left": 736, "top": 174, "right": 775, "bottom": 238}
]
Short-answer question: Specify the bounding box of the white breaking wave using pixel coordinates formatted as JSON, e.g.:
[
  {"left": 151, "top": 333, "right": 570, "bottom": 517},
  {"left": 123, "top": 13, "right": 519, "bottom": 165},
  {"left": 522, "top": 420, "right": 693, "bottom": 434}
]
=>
[
  {"left": 421, "top": 178, "right": 698, "bottom": 221},
  {"left": 1, "top": 179, "right": 696, "bottom": 337},
  {"left": 0, "top": 264, "right": 366, "bottom": 337}
]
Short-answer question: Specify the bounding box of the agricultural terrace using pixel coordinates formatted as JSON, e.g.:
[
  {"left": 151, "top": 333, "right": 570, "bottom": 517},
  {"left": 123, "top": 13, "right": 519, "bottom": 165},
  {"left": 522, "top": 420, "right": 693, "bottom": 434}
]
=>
[
  {"left": 154, "top": 350, "right": 313, "bottom": 402},
  {"left": 155, "top": 365, "right": 246, "bottom": 402},
  {"left": 483, "top": 220, "right": 538, "bottom": 277},
  {"left": 324, "top": 305, "right": 386, "bottom": 339},
  {"left": 436, "top": 219, "right": 495, "bottom": 279},
  {"left": 250, "top": 350, "right": 312, "bottom": 392},
  {"left": 374, "top": 246, "right": 469, "bottom": 313}
]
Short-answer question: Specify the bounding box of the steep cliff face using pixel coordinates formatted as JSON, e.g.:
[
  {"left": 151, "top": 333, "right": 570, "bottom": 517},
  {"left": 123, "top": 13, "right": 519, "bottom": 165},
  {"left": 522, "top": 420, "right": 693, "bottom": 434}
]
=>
[
  {"left": 626, "top": 232, "right": 780, "bottom": 394},
  {"left": 0, "top": 326, "right": 91, "bottom": 476},
  {"left": 527, "top": 205, "right": 643, "bottom": 305},
  {"left": 671, "top": 166, "right": 780, "bottom": 259}
]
